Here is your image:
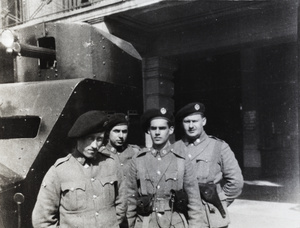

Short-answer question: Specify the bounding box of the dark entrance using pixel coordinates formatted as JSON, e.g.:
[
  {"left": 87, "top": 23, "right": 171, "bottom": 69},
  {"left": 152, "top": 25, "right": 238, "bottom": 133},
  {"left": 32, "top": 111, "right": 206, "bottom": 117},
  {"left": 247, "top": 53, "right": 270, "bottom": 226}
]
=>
[{"left": 174, "top": 52, "right": 243, "bottom": 168}]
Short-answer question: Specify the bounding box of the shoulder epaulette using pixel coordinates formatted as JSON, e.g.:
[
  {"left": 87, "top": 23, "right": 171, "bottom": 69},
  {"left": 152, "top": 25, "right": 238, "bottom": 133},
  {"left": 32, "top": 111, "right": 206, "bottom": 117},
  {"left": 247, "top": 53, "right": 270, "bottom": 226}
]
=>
[
  {"left": 98, "top": 145, "right": 106, "bottom": 153},
  {"left": 101, "top": 151, "right": 114, "bottom": 159},
  {"left": 169, "top": 145, "right": 185, "bottom": 159},
  {"left": 136, "top": 147, "right": 150, "bottom": 157},
  {"left": 54, "top": 154, "right": 72, "bottom": 167},
  {"left": 208, "top": 135, "right": 224, "bottom": 142},
  {"left": 128, "top": 144, "right": 141, "bottom": 152}
]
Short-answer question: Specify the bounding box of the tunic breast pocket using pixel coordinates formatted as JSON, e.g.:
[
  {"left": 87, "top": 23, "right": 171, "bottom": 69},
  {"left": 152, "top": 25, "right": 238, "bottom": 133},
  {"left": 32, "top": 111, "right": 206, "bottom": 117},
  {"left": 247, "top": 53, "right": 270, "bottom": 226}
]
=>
[
  {"left": 137, "top": 172, "right": 155, "bottom": 195},
  {"left": 165, "top": 171, "right": 179, "bottom": 190},
  {"left": 99, "top": 174, "right": 118, "bottom": 202},
  {"left": 61, "top": 181, "right": 86, "bottom": 211},
  {"left": 195, "top": 159, "right": 210, "bottom": 181}
]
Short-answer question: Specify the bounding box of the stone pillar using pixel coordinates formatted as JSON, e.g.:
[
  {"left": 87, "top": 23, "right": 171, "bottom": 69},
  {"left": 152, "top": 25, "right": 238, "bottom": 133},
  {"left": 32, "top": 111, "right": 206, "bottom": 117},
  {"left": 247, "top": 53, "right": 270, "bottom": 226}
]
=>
[
  {"left": 142, "top": 56, "right": 177, "bottom": 146},
  {"left": 142, "top": 57, "right": 177, "bottom": 111}
]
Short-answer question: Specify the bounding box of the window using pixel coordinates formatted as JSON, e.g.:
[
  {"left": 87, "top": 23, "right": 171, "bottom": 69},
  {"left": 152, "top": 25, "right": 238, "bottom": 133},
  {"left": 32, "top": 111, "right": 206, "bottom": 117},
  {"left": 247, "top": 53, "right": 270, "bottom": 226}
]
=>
[
  {"left": 38, "top": 37, "right": 56, "bottom": 69},
  {"left": 0, "top": 116, "right": 41, "bottom": 139}
]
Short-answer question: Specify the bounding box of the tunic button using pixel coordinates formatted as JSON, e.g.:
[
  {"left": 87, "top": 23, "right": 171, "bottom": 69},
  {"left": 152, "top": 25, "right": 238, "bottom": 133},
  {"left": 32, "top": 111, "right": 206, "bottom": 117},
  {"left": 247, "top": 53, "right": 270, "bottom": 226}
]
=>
[
  {"left": 157, "top": 157, "right": 161, "bottom": 161},
  {"left": 121, "top": 163, "right": 124, "bottom": 166},
  {"left": 91, "top": 178, "right": 95, "bottom": 182},
  {"left": 93, "top": 195, "right": 97, "bottom": 199},
  {"left": 70, "top": 188, "right": 74, "bottom": 191},
  {"left": 95, "top": 212, "right": 99, "bottom": 216},
  {"left": 157, "top": 185, "right": 160, "bottom": 189},
  {"left": 157, "top": 171, "right": 161, "bottom": 175},
  {"left": 188, "top": 154, "right": 192, "bottom": 158}
]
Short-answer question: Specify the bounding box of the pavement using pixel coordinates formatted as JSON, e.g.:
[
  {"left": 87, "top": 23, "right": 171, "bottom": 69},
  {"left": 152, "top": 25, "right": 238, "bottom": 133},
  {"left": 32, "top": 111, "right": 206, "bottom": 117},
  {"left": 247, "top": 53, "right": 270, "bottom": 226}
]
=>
[
  {"left": 227, "top": 179, "right": 300, "bottom": 228},
  {"left": 228, "top": 199, "right": 300, "bottom": 228}
]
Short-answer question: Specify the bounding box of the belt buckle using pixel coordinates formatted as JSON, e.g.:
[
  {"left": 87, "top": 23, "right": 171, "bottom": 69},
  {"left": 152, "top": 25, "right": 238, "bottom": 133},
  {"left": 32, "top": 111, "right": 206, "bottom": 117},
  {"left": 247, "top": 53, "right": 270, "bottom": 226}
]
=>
[{"left": 155, "top": 198, "right": 166, "bottom": 212}]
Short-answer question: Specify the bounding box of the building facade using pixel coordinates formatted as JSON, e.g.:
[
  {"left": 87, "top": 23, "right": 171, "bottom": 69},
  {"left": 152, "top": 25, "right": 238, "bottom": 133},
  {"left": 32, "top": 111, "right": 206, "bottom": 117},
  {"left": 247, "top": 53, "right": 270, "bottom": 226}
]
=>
[{"left": 0, "top": 0, "right": 299, "bottom": 227}]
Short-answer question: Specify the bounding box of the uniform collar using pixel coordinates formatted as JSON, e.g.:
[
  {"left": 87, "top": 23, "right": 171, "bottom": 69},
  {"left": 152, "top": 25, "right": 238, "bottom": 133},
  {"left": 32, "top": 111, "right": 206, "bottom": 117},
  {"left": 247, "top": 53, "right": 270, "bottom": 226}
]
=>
[
  {"left": 106, "top": 142, "right": 127, "bottom": 154},
  {"left": 150, "top": 141, "right": 172, "bottom": 157},
  {"left": 183, "top": 131, "right": 208, "bottom": 146},
  {"left": 72, "top": 149, "right": 95, "bottom": 166}
]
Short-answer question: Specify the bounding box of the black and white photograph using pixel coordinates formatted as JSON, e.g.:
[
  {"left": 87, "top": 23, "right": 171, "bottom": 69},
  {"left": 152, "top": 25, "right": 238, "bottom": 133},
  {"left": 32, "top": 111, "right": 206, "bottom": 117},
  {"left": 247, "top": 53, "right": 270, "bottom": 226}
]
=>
[{"left": 0, "top": 0, "right": 299, "bottom": 227}]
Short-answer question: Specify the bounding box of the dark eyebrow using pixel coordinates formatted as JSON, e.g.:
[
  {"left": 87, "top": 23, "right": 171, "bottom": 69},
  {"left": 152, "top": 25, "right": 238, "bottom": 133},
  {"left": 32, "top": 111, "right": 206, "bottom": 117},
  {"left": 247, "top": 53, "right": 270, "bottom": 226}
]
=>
[
  {"left": 183, "top": 119, "right": 198, "bottom": 122},
  {"left": 112, "top": 129, "right": 128, "bottom": 134},
  {"left": 150, "top": 126, "right": 167, "bottom": 129}
]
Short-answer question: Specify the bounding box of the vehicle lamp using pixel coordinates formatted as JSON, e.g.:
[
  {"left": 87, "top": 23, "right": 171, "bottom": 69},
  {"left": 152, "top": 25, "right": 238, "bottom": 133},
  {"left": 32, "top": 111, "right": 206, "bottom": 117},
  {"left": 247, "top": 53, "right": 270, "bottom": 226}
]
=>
[
  {"left": 0, "top": 29, "right": 56, "bottom": 59},
  {"left": 0, "top": 29, "right": 17, "bottom": 48}
]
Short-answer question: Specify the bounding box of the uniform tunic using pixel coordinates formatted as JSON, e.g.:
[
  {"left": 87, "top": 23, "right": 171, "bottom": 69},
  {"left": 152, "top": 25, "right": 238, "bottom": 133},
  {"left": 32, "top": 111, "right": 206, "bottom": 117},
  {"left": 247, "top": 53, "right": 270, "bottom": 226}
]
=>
[
  {"left": 32, "top": 149, "right": 126, "bottom": 228},
  {"left": 102, "top": 143, "right": 140, "bottom": 228},
  {"left": 103, "top": 143, "right": 140, "bottom": 177},
  {"left": 173, "top": 132, "right": 244, "bottom": 228},
  {"left": 126, "top": 143, "right": 207, "bottom": 228}
]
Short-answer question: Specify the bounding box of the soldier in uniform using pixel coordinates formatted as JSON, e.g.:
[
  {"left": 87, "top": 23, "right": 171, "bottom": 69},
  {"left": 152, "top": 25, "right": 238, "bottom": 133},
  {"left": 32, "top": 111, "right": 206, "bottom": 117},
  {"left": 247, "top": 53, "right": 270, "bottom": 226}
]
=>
[
  {"left": 174, "top": 102, "right": 244, "bottom": 228},
  {"left": 126, "top": 108, "right": 207, "bottom": 228},
  {"left": 101, "top": 113, "right": 140, "bottom": 228},
  {"left": 32, "top": 110, "right": 126, "bottom": 228},
  {"left": 102, "top": 113, "right": 140, "bottom": 177}
]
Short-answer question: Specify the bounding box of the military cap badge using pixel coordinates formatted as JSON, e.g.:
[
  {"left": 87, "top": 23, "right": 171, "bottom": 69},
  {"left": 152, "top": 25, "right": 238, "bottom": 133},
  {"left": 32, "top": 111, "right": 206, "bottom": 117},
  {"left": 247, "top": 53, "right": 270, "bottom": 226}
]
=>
[
  {"left": 194, "top": 104, "right": 200, "bottom": 110},
  {"left": 160, "top": 107, "right": 167, "bottom": 115}
]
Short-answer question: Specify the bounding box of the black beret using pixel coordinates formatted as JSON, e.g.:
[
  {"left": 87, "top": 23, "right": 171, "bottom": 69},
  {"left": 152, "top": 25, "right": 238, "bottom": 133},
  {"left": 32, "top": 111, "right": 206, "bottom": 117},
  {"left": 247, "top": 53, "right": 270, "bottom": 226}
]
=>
[
  {"left": 140, "top": 108, "right": 174, "bottom": 132},
  {"left": 175, "top": 102, "right": 205, "bottom": 121},
  {"left": 105, "top": 113, "right": 129, "bottom": 132},
  {"left": 68, "top": 110, "right": 108, "bottom": 138}
]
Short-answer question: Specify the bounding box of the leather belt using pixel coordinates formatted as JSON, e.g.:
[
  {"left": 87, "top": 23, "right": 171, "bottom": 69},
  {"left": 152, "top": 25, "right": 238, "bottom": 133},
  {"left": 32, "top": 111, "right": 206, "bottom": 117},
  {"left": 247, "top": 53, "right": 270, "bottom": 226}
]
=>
[{"left": 153, "top": 198, "right": 171, "bottom": 212}]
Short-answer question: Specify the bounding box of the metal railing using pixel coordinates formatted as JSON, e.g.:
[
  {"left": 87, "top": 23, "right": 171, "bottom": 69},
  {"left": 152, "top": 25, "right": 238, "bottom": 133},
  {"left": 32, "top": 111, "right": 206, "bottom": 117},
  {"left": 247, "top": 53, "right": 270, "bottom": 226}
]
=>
[{"left": 1, "top": 0, "right": 106, "bottom": 28}]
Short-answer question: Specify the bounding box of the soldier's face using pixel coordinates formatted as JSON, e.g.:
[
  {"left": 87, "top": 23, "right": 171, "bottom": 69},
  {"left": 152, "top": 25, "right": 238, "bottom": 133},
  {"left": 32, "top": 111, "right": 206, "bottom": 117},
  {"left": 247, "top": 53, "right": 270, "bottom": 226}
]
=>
[
  {"left": 109, "top": 124, "right": 128, "bottom": 147},
  {"left": 182, "top": 113, "right": 206, "bottom": 139},
  {"left": 148, "top": 118, "right": 174, "bottom": 147},
  {"left": 77, "top": 132, "right": 104, "bottom": 158}
]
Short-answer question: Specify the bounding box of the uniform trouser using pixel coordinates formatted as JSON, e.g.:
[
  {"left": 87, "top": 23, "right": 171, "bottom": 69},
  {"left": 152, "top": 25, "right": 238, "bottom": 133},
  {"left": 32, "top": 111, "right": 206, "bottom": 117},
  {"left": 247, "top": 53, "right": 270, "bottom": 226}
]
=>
[
  {"left": 204, "top": 200, "right": 230, "bottom": 228},
  {"left": 134, "top": 211, "right": 188, "bottom": 228}
]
